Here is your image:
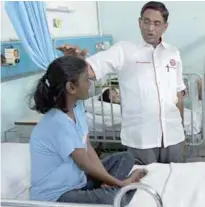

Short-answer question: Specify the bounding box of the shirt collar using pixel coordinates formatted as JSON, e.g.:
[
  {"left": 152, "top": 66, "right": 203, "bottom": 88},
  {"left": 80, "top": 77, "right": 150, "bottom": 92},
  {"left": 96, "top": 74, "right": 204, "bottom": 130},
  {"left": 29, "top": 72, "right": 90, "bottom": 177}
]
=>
[{"left": 140, "top": 37, "right": 168, "bottom": 49}]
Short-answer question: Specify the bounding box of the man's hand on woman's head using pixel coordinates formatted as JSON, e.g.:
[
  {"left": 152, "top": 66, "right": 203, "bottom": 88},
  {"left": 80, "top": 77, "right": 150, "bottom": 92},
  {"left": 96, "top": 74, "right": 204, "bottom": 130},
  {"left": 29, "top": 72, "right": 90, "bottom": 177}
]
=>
[
  {"left": 56, "top": 44, "right": 96, "bottom": 80},
  {"left": 56, "top": 44, "right": 88, "bottom": 59}
]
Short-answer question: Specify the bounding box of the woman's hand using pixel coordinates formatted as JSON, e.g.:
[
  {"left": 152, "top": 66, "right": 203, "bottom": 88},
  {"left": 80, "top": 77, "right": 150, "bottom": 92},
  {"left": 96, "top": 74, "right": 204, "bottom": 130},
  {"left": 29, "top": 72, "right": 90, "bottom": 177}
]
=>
[
  {"left": 102, "top": 169, "right": 148, "bottom": 188},
  {"left": 120, "top": 169, "right": 148, "bottom": 187}
]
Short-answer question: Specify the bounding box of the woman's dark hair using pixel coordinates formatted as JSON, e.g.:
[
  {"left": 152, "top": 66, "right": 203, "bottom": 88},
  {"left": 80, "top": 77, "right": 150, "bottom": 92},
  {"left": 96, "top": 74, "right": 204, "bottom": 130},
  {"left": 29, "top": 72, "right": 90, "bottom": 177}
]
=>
[
  {"left": 141, "top": 1, "right": 169, "bottom": 23},
  {"left": 29, "top": 56, "right": 87, "bottom": 114},
  {"left": 98, "top": 88, "right": 110, "bottom": 103},
  {"left": 99, "top": 88, "right": 117, "bottom": 103}
]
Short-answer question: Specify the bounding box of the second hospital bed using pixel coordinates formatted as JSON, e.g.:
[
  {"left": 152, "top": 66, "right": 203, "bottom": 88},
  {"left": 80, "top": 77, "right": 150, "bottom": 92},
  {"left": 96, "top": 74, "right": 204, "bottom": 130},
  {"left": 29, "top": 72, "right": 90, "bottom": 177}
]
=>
[{"left": 85, "top": 73, "right": 205, "bottom": 148}]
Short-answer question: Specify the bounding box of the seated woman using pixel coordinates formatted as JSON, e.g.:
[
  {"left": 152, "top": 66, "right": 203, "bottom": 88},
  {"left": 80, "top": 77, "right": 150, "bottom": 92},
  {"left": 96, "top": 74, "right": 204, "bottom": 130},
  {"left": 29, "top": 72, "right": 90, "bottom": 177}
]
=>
[
  {"left": 99, "top": 87, "right": 121, "bottom": 104},
  {"left": 102, "top": 79, "right": 203, "bottom": 104},
  {"left": 29, "top": 56, "right": 147, "bottom": 206}
]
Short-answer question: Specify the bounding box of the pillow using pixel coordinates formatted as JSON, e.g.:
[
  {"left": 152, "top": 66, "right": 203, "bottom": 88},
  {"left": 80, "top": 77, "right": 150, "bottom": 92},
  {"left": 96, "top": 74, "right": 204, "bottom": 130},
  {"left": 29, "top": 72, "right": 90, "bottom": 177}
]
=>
[
  {"left": 86, "top": 112, "right": 121, "bottom": 127},
  {"left": 1, "top": 143, "right": 31, "bottom": 200},
  {"left": 84, "top": 96, "right": 121, "bottom": 117}
]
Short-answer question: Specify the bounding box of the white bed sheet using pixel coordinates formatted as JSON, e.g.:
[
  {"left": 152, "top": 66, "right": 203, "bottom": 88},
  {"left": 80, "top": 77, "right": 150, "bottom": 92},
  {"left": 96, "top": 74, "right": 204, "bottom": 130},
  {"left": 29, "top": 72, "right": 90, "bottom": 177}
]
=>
[
  {"left": 86, "top": 112, "right": 121, "bottom": 132},
  {"left": 85, "top": 97, "right": 202, "bottom": 135},
  {"left": 1, "top": 143, "right": 205, "bottom": 207},
  {"left": 129, "top": 162, "right": 205, "bottom": 207}
]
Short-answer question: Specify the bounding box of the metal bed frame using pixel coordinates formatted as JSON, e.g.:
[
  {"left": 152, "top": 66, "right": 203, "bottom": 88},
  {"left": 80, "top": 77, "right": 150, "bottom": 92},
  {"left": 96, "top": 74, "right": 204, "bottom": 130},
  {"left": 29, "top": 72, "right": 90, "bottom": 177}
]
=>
[
  {"left": 88, "top": 73, "right": 121, "bottom": 143},
  {"left": 183, "top": 73, "right": 205, "bottom": 146},
  {"left": 1, "top": 183, "right": 163, "bottom": 207}
]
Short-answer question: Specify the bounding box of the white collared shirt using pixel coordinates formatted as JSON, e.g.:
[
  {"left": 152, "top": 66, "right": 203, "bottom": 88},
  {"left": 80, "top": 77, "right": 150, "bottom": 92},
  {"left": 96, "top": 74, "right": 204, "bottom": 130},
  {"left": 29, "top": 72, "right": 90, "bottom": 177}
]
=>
[{"left": 86, "top": 41, "right": 186, "bottom": 149}]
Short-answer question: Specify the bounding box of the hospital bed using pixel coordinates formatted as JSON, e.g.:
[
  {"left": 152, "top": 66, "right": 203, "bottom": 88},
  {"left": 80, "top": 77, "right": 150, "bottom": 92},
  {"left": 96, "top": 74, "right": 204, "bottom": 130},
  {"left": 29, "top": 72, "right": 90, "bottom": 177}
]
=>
[{"left": 1, "top": 142, "right": 205, "bottom": 207}]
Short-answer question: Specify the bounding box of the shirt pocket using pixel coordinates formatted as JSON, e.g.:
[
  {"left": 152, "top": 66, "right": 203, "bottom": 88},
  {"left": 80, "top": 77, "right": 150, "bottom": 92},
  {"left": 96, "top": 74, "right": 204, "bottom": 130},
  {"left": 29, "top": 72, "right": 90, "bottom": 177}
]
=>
[
  {"left": 165, "top": 57, "right": 180, "bottom": 90},
  {"left": 122, "top": 60, "right": 153, "bottom": 95},
  {"left": 167, "top": 67, "right": 177, "bottom": 89},
  {"left": 164, "top": 57, "right": 180, "bottom": 104}
]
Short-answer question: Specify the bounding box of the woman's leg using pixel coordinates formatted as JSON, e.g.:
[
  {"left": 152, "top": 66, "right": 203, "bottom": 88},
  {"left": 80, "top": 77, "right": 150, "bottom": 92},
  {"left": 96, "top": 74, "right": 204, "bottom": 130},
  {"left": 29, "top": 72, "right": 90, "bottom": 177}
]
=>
[
  {"left": 127, "top": 147, "right": 159, "bottom": 164},
  {"left": 59, "top": 152, "right": 136, "bottom": 206},
  {"left": 58, "top": 186, "right": 134, "bottom": 207},
  {"left": 102, "top": 151, "right": 135, "bottom": 179}
]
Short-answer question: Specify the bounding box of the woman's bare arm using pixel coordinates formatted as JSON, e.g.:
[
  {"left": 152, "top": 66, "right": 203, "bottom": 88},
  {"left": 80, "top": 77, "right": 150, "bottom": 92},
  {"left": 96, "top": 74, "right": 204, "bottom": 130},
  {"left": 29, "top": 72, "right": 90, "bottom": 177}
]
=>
[{"left": 71, "top": 148, "right": 122, "bottom": 187}]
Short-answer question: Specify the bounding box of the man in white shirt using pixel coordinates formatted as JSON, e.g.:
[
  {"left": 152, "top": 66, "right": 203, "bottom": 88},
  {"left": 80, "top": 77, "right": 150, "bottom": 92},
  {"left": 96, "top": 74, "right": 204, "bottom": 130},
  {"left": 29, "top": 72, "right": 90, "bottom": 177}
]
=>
[{"left": 57, "top": 1, "right": 186, "bottom": 164}]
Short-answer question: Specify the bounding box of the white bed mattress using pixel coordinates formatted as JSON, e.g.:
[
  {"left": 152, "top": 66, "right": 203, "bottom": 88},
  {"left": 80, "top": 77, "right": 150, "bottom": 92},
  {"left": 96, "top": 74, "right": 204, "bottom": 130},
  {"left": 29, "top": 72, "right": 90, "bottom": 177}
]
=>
[
  {"left": 85, "top": 96, "right": 121, "bottom": 132},
  {"left": 1, "top": 143, "right": 30, "bottom": 200}
]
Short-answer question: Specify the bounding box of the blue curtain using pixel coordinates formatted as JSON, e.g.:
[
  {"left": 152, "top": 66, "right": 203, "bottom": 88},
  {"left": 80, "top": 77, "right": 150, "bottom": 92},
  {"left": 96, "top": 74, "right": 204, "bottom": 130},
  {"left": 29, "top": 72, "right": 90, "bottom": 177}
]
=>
[{"left": 5, "top": 1, "right": 57, "bottom": 70}]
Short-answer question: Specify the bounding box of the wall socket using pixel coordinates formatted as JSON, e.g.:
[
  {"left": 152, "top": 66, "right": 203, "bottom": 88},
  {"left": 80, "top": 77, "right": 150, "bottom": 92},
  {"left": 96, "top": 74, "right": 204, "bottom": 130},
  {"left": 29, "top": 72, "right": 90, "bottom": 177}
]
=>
[{"left": 53, "top": 18, "right": 62, "bottom": 28}]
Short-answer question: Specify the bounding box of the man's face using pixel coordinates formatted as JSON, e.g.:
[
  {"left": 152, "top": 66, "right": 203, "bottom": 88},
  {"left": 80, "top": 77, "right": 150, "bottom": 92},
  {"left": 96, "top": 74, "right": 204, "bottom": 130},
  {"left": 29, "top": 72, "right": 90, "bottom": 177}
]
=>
[{"left": 139, "top": 9, "right": 168, "bottom": 46}]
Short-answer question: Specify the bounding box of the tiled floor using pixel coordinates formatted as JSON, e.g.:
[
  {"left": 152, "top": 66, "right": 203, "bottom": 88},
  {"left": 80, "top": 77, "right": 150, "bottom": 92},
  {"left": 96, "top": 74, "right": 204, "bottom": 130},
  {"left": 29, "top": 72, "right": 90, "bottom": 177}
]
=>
[
  {"left": 97, "top": 142, "right": 205, "bottom": 163},
  {"left": 185, "top": 143, "right": 205, "bottom": 162},
  {"left": 186, "top": 156, "right": 205, "bottom": 162}
]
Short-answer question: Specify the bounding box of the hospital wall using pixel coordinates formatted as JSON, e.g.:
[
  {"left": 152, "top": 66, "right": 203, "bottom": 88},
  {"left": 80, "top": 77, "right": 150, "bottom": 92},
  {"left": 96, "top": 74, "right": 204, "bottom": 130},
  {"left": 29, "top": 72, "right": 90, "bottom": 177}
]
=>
[
  {"left": 1, "top": 1, "right": 100, "bottom": 141},
  {"left": 98, "top": 1, "right": 205, "bottom": 74},
  {"left": 1, "top": 1, "right": 99, "bottom": 41}
]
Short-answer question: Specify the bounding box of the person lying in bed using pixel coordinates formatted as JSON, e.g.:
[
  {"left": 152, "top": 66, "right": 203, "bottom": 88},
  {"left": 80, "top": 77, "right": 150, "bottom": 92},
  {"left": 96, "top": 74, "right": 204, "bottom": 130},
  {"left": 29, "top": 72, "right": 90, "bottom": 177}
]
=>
[
  {"left": 99, "top": 87, "right": 121, "bottom": 104},
  {"left": 29, "top": 56, "right": 147, "bottom": 206},
  {"left": 100, "top": 78, "right": 203, "bottom": 104}
]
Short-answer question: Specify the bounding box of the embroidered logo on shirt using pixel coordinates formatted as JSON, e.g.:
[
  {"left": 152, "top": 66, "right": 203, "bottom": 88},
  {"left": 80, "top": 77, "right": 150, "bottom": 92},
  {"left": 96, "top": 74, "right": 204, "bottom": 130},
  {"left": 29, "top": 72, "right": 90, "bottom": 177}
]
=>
[{"left": 170, "top": 59, "right": 176, "bottom": 67}]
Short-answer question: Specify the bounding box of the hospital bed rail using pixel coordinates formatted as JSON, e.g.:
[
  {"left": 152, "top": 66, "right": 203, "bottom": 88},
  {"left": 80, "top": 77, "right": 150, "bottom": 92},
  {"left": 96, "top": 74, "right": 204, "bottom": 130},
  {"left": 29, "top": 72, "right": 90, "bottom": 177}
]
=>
[
  {"left": 1, "top": 183, "right": 163, "bottom": 207},
  {"left": 114, "top": 183, "right": 163, "bottom": 207},
  {"left": 0, "top": 200, "right": 110, "bottom": 207},
  {"left": 183, "top": 73, "right": 205, "bottom": 146},
  {"left": 88, "top": 73, "right": 121, "bottom": 144}
]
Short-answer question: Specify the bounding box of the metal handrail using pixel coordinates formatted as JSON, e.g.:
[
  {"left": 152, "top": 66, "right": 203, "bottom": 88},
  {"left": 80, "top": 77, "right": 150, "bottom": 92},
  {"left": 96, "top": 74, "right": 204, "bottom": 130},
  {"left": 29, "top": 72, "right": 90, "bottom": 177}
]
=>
[
  {"left": 113, "top": 183, "right": 163, "bottom": 207},
  {"left": 1, "top": 200, "right": 110, "bottom": 207}
]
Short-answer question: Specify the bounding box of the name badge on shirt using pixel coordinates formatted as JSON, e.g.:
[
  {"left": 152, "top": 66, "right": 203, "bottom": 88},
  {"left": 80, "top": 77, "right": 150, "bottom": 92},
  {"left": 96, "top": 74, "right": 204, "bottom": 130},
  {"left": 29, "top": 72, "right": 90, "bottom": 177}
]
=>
[{"left": 136, "top": 60, "right": 151, "bottom": 64}]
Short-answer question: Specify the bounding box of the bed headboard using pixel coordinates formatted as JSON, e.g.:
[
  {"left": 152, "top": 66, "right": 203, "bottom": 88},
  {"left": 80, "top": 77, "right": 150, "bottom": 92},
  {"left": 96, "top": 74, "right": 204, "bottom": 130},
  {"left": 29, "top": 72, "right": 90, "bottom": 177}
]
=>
[{"left": 183, "top": 73, "right": 202, "bottom": 109}]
